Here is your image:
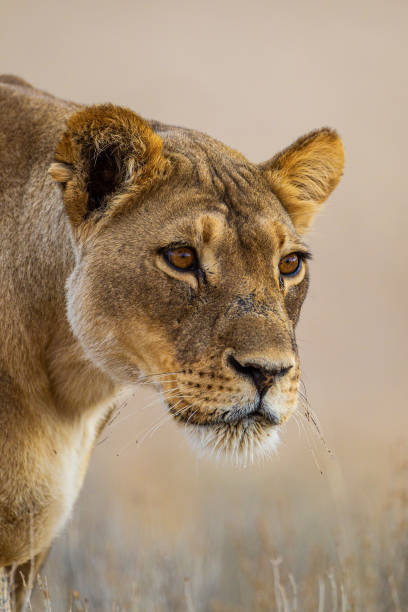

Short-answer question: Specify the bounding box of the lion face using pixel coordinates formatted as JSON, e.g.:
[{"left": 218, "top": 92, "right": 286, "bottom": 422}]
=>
[{"left": 50, "top": 106, "right": 344, "bottom": 464}]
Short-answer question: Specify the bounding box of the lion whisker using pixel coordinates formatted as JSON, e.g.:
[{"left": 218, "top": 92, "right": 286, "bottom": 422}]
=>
[
  {"left": 109, "top": 390, "right": 192, "bottom": 430},
  {"left": 139, "top": 398, "right": 196, "bottom": 443},
  {"left": 136, "top": 371, "right": 182, "bottom": 383},
  {"left": 291, "top": 412, "right": 303, "bottom": 437},
  {"left": 115, "top": 395, "right": 196, "bottom": 454},
  {"left": 297, "top": 395, "right": 325, "bottom": 441},
  {"left": 136, "top": 380, "right": 183, "bottom": 386}
]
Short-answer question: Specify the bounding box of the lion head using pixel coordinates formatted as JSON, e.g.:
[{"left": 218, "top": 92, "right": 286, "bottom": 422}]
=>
[{"left": 50, "top": 105, "right": 344, "bottom": 465}]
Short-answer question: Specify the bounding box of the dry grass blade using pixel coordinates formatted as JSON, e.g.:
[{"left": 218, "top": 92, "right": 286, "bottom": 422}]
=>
[
  {"left": 37, "top": 575, "right": 52, "bottom": 612},
  {"left": 328, "top": 569, "right": 338, "bottom": 612},
  {"left": 317, "top": 577, "right": 325, "bottom": 612},
  {"left": 340, "top": 583, "right": 349, "bottom": 612},
  {"left": 388, "top": 574, "right": 402, "bottom": 612},
  {"left": 17, "top": 568, "right": 33, "bottom": 612},
  {"left": 270, "top": 557, "right": 283, "bottom": 612},
  {"left": 0, "top": 568, "right": 11, "bottom": 612},
  {"left": 278, "top": 581, "right": 290, "bottom": 612},
  {"left": 184, "top": 577, "right": 196, "bottom": 612},
  {"left": 288, "top": 573, "right": 298, "bottom": 612}
]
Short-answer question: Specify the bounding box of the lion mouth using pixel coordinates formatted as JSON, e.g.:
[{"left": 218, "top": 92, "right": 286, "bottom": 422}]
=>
[
  {"left": 222, "top": 405, "right": 280, "bottom": 426},
  {"left": 169, "top": 400, "right": 281, "bottom": 428},
  {"left": 166, "top": 396, "right": 284, "bottom": 464},
  {"left": 188, "top": 411, "right": 280, "bottom": 429}
]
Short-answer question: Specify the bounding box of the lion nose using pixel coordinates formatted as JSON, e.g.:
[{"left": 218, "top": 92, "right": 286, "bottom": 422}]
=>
[{"left": 227, "top": 354, "right": 293, "bottom": 397}]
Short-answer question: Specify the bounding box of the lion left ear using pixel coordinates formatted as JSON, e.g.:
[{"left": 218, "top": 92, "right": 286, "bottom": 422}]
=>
[
  {"left": 259, "top": 128, "right": 344, "bottom": 234},
  {"left": 49, "top": 104, "right": 168, "bottom": 237}
]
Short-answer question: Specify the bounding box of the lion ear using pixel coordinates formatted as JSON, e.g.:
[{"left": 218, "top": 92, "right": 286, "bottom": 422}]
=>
[
  {"left": 259, "top": 128, "right": 344, "bottom": 234},
  {"left": 49, "top": 104, "right": 168, "bottom": 234}
]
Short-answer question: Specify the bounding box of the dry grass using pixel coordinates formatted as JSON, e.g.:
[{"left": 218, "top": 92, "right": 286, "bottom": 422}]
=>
[{"left": 6, "top": 390, "right": 408, "bottom": 611}]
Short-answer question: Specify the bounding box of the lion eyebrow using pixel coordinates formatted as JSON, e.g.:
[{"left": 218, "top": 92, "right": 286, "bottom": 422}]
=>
[
  {"left": 273, "top": 224, "right": 312, "bottom": 258},
  {"left": 277, "top": 230, "right": 312, "bottom": 258}
]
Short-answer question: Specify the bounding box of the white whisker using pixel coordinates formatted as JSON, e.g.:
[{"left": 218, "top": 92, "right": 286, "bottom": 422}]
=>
[
  {"left": 115, "top": 395, "right": 194, "bottom": 455},
  {"left": 108, "top": 393, "right": 184, "bottom": 430}
]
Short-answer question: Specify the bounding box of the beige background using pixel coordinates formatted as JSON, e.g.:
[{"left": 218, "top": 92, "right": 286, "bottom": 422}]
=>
[{"left": 1, "top": 0, "right": 407, "bottom": 608}]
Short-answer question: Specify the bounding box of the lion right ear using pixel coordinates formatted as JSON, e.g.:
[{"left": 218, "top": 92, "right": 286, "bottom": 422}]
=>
[{"left": 49, "top": 104, "right": 168, "bottom": 234}]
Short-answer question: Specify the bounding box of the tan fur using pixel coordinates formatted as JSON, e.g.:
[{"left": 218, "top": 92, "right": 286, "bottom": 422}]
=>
[
  {"left": 49, "top": 104, "right": 170, "bottom": 238},
  {"left": 0, "top": 76, "right": 344, "bottom": 606},
  {"left": 260, "top": 128, "right": 344, "bottom": 234}
]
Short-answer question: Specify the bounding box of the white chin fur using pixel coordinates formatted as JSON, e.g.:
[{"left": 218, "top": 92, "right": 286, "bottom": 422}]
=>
[{"left": 184, "top": 419, "right": 280, "bottom": 467}]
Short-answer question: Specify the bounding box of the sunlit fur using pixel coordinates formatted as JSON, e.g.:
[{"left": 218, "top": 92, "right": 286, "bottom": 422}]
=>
[
  {"left": 260, "top": 128, "right": 344, "bottom": 234},
  {"left": 0, "top": 75, "right": 343, "bottom": 600}
]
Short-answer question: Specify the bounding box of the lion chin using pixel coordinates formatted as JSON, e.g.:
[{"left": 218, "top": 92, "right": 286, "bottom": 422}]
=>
[{"left": 183, "top": 419, "right": 280, "bottom": 467}]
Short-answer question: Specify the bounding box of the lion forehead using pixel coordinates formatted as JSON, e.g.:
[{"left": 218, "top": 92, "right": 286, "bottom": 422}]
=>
[{"left": 151, "top": 122, "right": 286, "bottom": 218}]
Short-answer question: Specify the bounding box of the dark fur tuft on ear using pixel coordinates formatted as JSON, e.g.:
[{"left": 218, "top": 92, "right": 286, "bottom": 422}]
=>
[
  {"left": 86, "top": 145, "right": 122, "bottom": 214},
  {"left": 49, "top": 104, "right": 169, "bottom": 233}
]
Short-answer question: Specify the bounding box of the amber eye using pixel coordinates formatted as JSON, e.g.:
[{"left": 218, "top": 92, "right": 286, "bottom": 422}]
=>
[
  {"left": 279, "top": 253, "right": 301, "bottom": 277},
  {"left": 164, "top": 246, "right": 198, "bottom": 271}
]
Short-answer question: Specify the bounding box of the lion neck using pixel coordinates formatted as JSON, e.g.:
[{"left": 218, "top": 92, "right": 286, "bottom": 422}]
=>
[{"left": 0, "top": 80, "right": 117, "bottom": 419}]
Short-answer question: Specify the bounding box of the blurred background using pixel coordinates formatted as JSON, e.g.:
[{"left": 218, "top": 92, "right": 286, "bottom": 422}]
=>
[{"left": 1, "top": 0, "right": 407, "bottom": 609}]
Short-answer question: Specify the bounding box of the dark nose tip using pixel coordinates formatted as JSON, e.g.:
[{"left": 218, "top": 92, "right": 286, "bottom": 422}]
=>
[{"left": 227, "top": 355, "right": 293, "bottom": 397}]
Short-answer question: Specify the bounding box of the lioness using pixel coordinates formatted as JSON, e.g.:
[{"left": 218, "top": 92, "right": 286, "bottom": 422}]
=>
[{"left": 0, "top": 75, "right": 344, "bottom": 608}]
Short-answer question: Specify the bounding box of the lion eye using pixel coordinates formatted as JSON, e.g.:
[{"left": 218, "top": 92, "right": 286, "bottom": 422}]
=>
[
  {"left": 279, "top": 253, "right": 301, "bottom": 276},
  {"left": 164, "top": 246, "right": 198, "bottom": 271}
]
